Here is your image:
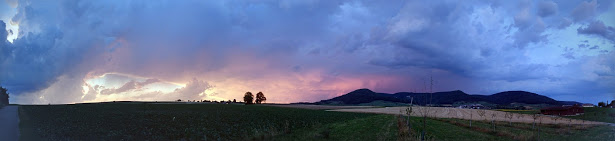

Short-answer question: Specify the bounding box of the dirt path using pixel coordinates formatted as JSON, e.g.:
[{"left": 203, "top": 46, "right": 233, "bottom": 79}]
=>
[
  {"left": 329, "top": 106, "right": 606, "bottom": 125},
  {"left": 0, "top": 106, "right": 19, "bottom": 141},
  {"left": 266, "top": 104, "right": 377, "bottom": 110}
]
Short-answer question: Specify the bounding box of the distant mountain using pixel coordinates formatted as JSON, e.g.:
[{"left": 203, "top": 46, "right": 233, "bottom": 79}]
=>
[{"left": 317, "top": 88, "right": 575, "bottom": 106}]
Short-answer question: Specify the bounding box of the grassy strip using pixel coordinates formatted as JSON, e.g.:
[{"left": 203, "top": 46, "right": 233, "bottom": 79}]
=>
[
  {"left": 404, "top": 116, "right": 501, "bottom": 141},
  {"left": 273, "top": 114, "right": 398, "bottom": 140},
  {"left": 437, "top": 118, "right": 614, "bottom": 141},
  {"left": 568, "top": 107, "right": 615, "bottom": 124}
]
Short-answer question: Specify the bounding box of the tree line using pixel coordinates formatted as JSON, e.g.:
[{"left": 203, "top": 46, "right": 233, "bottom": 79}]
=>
[
  {"left": 0, "top": 86, "right": 9, "bottom": 107},
  {"left": 598, "top": 100, "right": 615, "bottom": 107}
]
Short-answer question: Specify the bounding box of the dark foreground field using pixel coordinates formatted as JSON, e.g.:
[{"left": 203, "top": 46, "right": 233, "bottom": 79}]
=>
[
  {"left": 19, "top": 103, "right": 393, "bottom": 140},
  {"left": 18, "top": 103, "right": 615, "bottom": 140}
]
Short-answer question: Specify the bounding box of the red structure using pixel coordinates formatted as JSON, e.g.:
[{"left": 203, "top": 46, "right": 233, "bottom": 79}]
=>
[{"left": 540, "top": 105, "right": 584, "bottom": 116}]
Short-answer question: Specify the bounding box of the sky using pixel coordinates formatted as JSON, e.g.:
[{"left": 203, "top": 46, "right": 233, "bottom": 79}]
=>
[{"left": 0, "top": 0, "right": 613, "bottom": 104}]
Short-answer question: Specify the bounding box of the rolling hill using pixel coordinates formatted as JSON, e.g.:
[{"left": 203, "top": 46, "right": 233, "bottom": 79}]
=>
[{"left": 317, "top": 88, "right": 577, "bottom": 106}]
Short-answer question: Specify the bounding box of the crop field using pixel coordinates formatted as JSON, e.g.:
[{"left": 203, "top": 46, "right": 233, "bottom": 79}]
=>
[
  {"left": 17, "top": 103, "right": 615, "bottom": 140},
  {"left": 18, "top": 103, "right": 380, "bottom": 140},
  {"left": 266, "top": 104, "right": 377, "bottom": 110},
  {"left": 329, "top": 106, "right": 605, "bottom": 125},
  {"left": 567, "top": 107, "right": 615, "bottom": 124},
  {"left": 495, "top": 109, "right": 540, "bottom": 115}
]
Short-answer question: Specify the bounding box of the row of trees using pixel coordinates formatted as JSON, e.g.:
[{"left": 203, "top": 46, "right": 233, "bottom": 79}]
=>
[
  {"left": 243, "top": 92, "right": 266, "bottom": 104},
  {"left": 0, "top": 86, "right": 9, "bottom": 106},
  {"left": 597, "top": 100, "right": 615, "bottom": 107}
]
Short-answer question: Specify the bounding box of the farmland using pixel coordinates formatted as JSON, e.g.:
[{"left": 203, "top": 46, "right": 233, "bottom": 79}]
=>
[
  {"left": 17, "top": 103, "right": 615, "bottom": 140},
  {"left": 329, "top": 106, "right": 604, "bottom": 125},
  {"left": 568, "top": 107, "right": 615, "bottom": 124},
  {"left": 18, "top": 103, "right": 379, "bottom": 140}
]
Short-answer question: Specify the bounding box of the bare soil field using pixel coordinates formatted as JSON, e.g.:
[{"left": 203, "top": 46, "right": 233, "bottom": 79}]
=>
[
  {"left": 266, "top": 104, "right": 377, "bottom": 110},
  {"left": 329, "top": 106, "right": 606, "bottom": 125}
]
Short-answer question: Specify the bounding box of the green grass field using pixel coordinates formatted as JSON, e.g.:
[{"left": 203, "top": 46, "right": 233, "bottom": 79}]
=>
[
  {"left": 18, "top": 103, "right": 377, "bottom": 140},
  {"left": 17, "top": 103, "right": 615, "bottom": 140},
  {"left": 498, "top": 107, "right": 615, "bottom": 124},
  {"left": 568, "top": 107, "right": 615, "bottom": 124}
]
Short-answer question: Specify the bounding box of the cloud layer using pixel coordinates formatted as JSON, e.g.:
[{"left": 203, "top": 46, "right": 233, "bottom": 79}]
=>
[{"left": 0, "top": 0, "right": 614, "bottom": 104}]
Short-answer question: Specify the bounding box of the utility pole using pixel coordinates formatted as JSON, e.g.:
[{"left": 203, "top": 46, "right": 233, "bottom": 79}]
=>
[{"left": 430, "top": 75, "right": 433, "bottom": 106}]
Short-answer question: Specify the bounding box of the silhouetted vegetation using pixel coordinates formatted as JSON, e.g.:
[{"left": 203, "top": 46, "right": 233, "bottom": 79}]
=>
[
  {"left": 0, "top": 86, "right": 8, "bottom": 107},
  {"left": 244, "top": 92, "right": 254, "bottom": 104},
  {"left": 255, "top": 92, "right": 266, "bottom": 104},
  {"left": 598, "top": 102, "right": 606, "bottom": 107}
]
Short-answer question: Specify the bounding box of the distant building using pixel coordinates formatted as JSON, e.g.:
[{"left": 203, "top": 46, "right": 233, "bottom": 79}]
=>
[
  {"left": 457, "top": 104, "right": 485, "bottom": 109},
  {"left": 582, "top": 103, "right": 595, "bottom": 107},
  {"left": 540, "top": 105, "right": 584, "bottom": 116}
]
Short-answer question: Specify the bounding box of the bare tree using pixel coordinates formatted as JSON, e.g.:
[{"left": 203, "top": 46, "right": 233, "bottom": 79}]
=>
[
  {"left": 477, "top": 109, "right": 487, "bottom": 121},
  {"left": 531, "top": 114, "right": 540, "bottom": 129},
  {"left": 505, "top": 112, "right": 514, "bottom": 126},
  {"left": 469, "top": 111, "right": 473, "bottom": 127},
  {"left": 419, "top": 106, "right": 429, "bottom": 140},
  {"left": 516, "top": 114, "right": 524, "bottom": 126},
  {"left": 538, "top": 115, "right": 543, "bottom": 141},
  {"left": 551, "top": 116, "right": 560, "bottom": 125},
  {"left": 405, "top": 105, "right": 413, "bottom": 136},
  {"left": 516, "top": 113, "right": 524, "bottom": 119},
  {"left": 490, "top": 113, "right": 497, "bottom": 131}
]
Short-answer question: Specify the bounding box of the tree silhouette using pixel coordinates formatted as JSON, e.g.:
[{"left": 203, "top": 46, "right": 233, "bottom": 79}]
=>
[
  {"left": 598, "top": 102, "right": 606, "bottom": 107},
  {"left": 244, "top": 92, "right": 254, "bottom": 104},
  {"left": 255, "top": 92, "right": 266, "bottom": 104},
  {"left": 0, "top": 86, "right": 8, "bottom": 106}
]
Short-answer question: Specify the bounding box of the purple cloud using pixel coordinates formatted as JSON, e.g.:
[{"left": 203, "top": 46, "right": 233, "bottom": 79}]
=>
[{"left": 577, "top": 20, "right": 615, "bottom": 42}]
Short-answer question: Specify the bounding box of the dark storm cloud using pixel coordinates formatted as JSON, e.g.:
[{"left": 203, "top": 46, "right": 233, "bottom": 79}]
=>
[
  {"left": 538, "top": 1, "right": 558, "bottom": 17},
  {"left": 571, "top": 0, "right": 598, "bottom": 22},
  {"left": 0, "top": 0, "right": 613, "bottom": 104},
  {"left": 0, "top": 21, "right": 10, "bottom": 63}
]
